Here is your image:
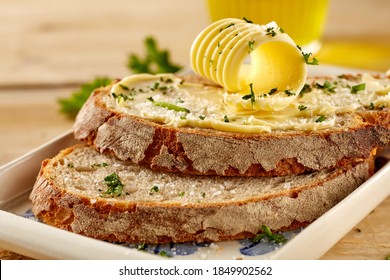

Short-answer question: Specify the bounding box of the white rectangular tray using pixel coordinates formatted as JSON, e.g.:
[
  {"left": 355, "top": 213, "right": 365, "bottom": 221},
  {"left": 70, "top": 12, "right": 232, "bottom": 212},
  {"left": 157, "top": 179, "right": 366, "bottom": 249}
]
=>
[
  {"left": 1, "top": 129, "right": 389, "bottom": 260},
  {"left": 1, "top": 65, "right": 389, "bottom": 260}
]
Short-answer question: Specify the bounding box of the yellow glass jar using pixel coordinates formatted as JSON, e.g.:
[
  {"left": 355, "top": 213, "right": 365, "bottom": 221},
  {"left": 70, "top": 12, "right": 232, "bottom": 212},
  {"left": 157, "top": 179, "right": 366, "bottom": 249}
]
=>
[{"left": 206, "top": 0, "right": 329, "bottom": 54}]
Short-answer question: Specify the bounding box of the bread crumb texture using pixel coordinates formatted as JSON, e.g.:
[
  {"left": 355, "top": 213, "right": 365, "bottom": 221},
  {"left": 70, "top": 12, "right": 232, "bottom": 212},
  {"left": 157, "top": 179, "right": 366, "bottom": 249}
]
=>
[{"left": 30, "top": 145, "right": 371, "bottom": 244}]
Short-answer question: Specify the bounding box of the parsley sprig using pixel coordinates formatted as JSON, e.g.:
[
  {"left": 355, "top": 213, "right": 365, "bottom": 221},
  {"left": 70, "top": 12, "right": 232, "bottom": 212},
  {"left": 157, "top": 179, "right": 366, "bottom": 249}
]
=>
[
  {"left": 128, "top": 37, "right": 182, "bottom": 74},
  {"left": 58, "top": 77, "right": 112, "bottom": 119},
  {"left": 58, "top": 37, "right": 182, "bottom": 119}
]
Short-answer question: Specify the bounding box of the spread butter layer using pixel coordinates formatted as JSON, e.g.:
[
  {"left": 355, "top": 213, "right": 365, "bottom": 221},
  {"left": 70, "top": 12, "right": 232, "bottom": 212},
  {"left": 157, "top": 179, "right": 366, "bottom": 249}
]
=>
[{"left": 109, "top": 73, "right": 390, "bottom": 133}]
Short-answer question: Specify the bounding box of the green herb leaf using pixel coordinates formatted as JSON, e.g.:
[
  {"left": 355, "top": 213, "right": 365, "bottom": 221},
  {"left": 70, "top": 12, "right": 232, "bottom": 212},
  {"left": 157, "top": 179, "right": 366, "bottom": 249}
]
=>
[
  {"left": 149, "top": 185, "right": 159, "bottom": 195},
  {"left": 253, "top": 225, "right": 287, "bottom": 244},
  {"left": 223, "top": 115, "right": 230, "bottom": 122},
  {"left": 298, "top": 104, "right": 307, "bottom": 111},
  {"left": 119, "top": 84, "right": 129, "bottom": 90},
  {"left": 137, "top": 243, "right": 147, "bottom": 251},
  {"left": 303, "top": 52, "right": 319, "bottom": 65},
  {"left": 248, "top": 40, "right": 255, "bottom": 52},
  {"left": 299, "top": 84, "right": 312, "bottom": 96},
  {"left": 315, "top": 115, "right": 327, "bottom": 123},
  {"left": 266, "top": 27, "right": 277, "bottom": 37},
  {"left": 268, "top": 87, "right": 278, "bottom": 95},
  {"left": 284, "top": 90, "right": 295, "bottom": 96},
  {"left": 242, "top": 83, "right": 256, "bottom": 104},
  {"left": 351, "top": 83, "right": 366, "bottom": 94},
  {"left": 58, "top": 77, "right": 112, "bottom": 119},
  {"left": 220, "top": 22, "right": 236, "bottom": 32},
  {"left": 297, "top": 45, "right": 319, "bottom": 65},
  {"left": 91, "top": 162, "right": 108, "bottom": 168},
  {"left": 147, "top": 97, "right": 190, "bottom": 113},
  {"left": 243, "top": 17, "right": 253, "bottom": 23},
  {"left": 159, "top": 251, "right": 170, "bottom": 257},
  {"left": 103, "top": 173, "right": 123, "bottom": 197},
  {"left": 127, "top": 37, "right": 182, "bottom": 74},
  {"left": 112, "top": 92, "right": 132, "bottom": 102},
  {"left": 315, "top": 80, "right": 336, "bottom": 93}
]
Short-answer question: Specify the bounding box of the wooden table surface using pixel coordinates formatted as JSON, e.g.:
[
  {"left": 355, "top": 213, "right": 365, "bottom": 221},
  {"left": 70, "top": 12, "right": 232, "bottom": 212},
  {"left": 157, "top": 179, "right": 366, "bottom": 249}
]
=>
[{"left": 1, "top": 0, "right": 389, "bottom": 260}]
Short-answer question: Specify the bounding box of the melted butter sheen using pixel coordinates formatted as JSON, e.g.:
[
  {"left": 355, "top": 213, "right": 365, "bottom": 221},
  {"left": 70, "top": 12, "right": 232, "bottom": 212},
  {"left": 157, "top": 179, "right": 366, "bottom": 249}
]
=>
[{"left": 109, "top": 73, "right": 389, "bottom": 133}]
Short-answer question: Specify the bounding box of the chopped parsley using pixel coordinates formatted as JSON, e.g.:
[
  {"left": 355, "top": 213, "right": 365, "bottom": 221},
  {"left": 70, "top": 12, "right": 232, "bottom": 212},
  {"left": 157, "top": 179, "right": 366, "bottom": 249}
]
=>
[
  {"left": 298, "top": 104, "right": 307, "bottom": 111},
  {"left": 91, "top": 162, "right": 108, "bottom": 168},
  {"left": 242, "top": 83, "right": 256, "bottom": 103},
  {"left": 252, "top": 225, "right": 287, "bottom": 244},
  {"left": 265, "top": 27, "right": 277, "bottom": 37},
  {"left": 297, "top": 45, "right": 319, "bottom": 65},
  {"left": 220, "top": 22, "right": 235, "bottom": 32},
  {"left": 119, "top": 84, "right": 129, "bottom": 90},
  {"left": 147, "top": 97, "right": 190, "bottom": 113},
  {"left": 243, "top": 17, "right": 253, "bottom": 23},
  {"left": 369, "top": 103, "right": 375, "bottom": 110},
  {"left": 112, "top": 92, "right": 133, "bottom": 101},
  {"left": 103, "top": 173, "right": 123, "bottom": 197},
  {"left": 159, "top": 251, "right": 170, "bottom": 257},
  {"left": 179, "top": 191, "right": 185, "bottom": 197},
  {"left": 268, "top": 87, "right": 278, "bottom": 95},
  {"left": 149, "top": 185, "right": 159, "bottom": 195},
  {"left": 248, "top": 40, "right": 255, "bottom": 52},
  {"left": 303, "top": 52, "right": 319, "bottom": 65},
  {"left": 199, "top": 115, "right": 206, "bottom": 120},
  {"left": 299, "top": 84, "right": 312, "bottom": 96},
  {"left": 284, "top": 90, "right": 295, "bottom": 96},
  {"left": 137, "top": 243, "right": 147, "bottom": 251},
  {"left": 351, "top": 83, "right": 366, "bottom": 94},
  {"left": 224, "top": 115, "right": 230, "bottom": 122},
  {"left": 315, "top": 80, "right": 336, "bottom": 93},
  {"left": 315, "top": 115, "right": 327, "bottom": 123}
]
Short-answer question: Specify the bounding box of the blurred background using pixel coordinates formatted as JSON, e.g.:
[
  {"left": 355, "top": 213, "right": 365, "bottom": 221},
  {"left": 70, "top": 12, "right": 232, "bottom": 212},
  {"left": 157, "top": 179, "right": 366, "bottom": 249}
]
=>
[
  {"left": 1, "top": 0, "right": 390, "bottom": 260},
  {"left": 0, "top": 0, "right": 389, "bottom": 88}
]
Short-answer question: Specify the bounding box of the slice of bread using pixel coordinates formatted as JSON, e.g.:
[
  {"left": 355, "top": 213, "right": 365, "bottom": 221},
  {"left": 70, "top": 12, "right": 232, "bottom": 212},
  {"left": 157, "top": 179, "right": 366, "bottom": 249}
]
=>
[
  {"left": 29, "top": 144, "right": 373, "bottom": 244},
  {"left": 73, "top": 74, "right": 390, "bottom": 177}
]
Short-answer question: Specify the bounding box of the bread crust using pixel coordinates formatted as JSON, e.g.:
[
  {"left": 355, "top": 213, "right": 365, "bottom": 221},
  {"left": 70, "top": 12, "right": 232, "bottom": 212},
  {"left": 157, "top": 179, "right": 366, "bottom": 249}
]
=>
[
  {"left": 73, "top": 78, "right": 390, "bottom": 177},
  {"left": 29, "top": 145, "right": 372, "bottom": 244}
]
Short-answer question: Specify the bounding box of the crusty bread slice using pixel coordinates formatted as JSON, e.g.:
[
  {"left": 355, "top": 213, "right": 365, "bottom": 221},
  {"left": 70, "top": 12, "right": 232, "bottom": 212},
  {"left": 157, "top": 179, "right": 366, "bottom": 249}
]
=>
[
  {"left": 73, "top": 74, "right": 390, "bottom": 177},
  {"left": 29, "top": 144, "right": 373, "bottom": 244}
]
